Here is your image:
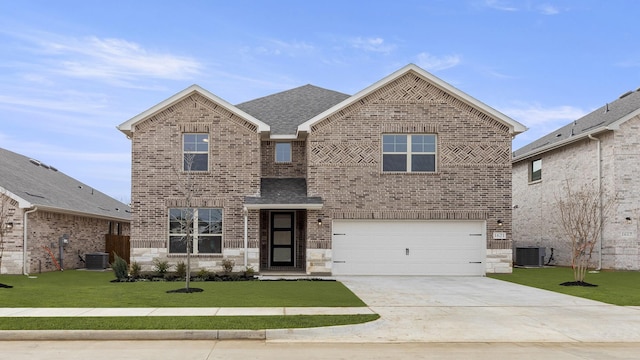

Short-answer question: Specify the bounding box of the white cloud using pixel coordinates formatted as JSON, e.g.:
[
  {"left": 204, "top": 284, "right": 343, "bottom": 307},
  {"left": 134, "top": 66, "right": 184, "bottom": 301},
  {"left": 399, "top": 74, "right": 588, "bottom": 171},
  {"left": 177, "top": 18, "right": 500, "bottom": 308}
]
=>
[
  {"left": 12, "top": 31, "right": 202, "bottom": 86},
  {"left": 501, "top": 102, "right": 589, "bottom": 149},
  {"left": 482, "top": 1, "right": 563, "bottom": 15},
  {"left": 483, "top": 0, "right": 518, "bottom": 12},
  {"left": 501, "top": 103, "right": 586, "bottom": 128},
  {"left": 252, "top": 38, "right": 315, "bottom": 57},
  {"left": 416, "top": 52, "right": 461, "bottom": 71},
  {"left": 54, "top": 37, "right": 201, "bottom": 81},
  {"left": 537, "top": 4, "right": 560, "bottom": 15},
  {"left": 350, "top": 37, "right": 396, "bottom": 53}
]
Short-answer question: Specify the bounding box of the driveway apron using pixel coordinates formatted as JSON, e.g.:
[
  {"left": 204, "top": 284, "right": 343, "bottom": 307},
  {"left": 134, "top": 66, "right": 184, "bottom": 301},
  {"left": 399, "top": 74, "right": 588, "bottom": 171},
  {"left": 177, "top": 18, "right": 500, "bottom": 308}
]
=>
[{"left": 267, "top": 276, "right": 640, "bottom": 343}]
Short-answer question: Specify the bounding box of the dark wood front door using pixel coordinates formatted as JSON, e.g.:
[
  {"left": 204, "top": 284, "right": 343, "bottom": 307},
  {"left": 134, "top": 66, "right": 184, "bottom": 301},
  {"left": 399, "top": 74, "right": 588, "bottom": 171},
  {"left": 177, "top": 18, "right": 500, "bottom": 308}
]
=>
[{"left": 270, "top": 212, "right": 295, "bottom": 266}]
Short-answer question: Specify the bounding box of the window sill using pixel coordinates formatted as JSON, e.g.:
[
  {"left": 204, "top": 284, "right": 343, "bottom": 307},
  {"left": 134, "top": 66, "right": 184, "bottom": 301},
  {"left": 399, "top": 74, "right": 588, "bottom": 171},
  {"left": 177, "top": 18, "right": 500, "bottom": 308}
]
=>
[
  {"left": 382, "top": 171, "right": 440, "bottom": 175},
  {"left": 168, "top": 253, "right": 223, "bottom": 257},
  {"left": 528, "top": 179, "right": 542, "bottom": 185}
]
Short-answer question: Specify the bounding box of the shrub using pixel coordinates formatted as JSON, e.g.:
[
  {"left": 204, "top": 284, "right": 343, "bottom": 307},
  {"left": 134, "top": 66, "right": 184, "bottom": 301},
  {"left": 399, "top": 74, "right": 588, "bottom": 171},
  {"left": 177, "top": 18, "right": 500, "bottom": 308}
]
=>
[
  {"left": 111, "top": 253, "right": 128, "bottom": 281},
  {"left": 153, "top": 258, "right": 171, "bottom": 276},
  {"left": 245, "top": 266, "right": 255, "bottom": 277},
  {"left": 129, "top": 261, "right": 141, "bottom": 279},
  {"left": 196, "top": 268, "right": 210, "bottom": 280},
  {"left": 175, "top": 261, "right": 187, "bottom": 280},
  {"left": 221, "top": 259, "right": 235, "bottom": 274}
]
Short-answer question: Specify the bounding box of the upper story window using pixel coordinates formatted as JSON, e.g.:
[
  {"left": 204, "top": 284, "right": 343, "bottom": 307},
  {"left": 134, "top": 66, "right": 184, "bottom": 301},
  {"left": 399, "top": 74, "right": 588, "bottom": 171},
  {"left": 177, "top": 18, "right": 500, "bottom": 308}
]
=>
[
  {"left": 183, "top": 133, "right": 209, "bottom": 171},
  {"left": 530, "top": 158, "right": 542, "bottom": 182},
  {"left": 275, "top": 142, "right": 292, "bottom": 163},
  {"left": 382, "top": 134, "right": 436, "bottom": 172},
  {"left": 169, "top": 208, "right": 222, "bottom": 254}
]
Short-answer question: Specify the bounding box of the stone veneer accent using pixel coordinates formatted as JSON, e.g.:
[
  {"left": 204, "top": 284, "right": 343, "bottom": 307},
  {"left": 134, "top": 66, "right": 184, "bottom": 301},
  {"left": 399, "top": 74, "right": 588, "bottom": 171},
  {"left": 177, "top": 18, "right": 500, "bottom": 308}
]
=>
[{"left": 513, "top": 115, "right": 640, "bottom": 270}]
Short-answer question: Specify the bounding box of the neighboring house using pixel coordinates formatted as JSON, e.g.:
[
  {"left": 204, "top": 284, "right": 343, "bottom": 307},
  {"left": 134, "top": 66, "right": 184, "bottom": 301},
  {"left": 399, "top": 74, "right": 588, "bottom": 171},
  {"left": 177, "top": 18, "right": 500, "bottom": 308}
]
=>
[
  {"left": 0, "top": 147, "right": 131, "bottom": 274},
  {"left": 513, "top": 89, "right": 640, "bottom": 270},
  {"left": 118, "top": 64, "right": 526, "bottom": 276}
]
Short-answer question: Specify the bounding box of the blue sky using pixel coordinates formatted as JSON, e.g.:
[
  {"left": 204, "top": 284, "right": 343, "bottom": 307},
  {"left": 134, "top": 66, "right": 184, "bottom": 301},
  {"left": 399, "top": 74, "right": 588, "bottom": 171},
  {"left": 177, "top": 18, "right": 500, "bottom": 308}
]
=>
[{"left": 1, "top": 0, "right": 640, "bottom": 202}]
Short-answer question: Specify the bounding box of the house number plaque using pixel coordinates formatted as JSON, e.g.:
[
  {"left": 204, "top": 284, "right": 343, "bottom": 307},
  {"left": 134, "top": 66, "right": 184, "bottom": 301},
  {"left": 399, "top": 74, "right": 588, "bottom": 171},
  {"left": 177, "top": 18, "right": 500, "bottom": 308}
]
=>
[{"left": 492, "top": 232, "right": 507, "bottom": 240}]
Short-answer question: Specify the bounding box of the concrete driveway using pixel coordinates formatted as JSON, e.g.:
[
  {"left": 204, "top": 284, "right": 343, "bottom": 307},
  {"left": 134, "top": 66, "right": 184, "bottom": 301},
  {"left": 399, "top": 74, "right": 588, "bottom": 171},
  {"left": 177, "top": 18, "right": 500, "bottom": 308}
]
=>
[{"left": 267, "top": 276, "right": 640, "bottom": 343}]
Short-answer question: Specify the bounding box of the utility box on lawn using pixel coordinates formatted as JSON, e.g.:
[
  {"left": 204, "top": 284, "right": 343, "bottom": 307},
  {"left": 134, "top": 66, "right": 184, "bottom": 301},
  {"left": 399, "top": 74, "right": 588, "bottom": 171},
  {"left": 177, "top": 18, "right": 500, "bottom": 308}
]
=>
[{"left": 85, "top": 252, "right": 109, "bottom": 270}]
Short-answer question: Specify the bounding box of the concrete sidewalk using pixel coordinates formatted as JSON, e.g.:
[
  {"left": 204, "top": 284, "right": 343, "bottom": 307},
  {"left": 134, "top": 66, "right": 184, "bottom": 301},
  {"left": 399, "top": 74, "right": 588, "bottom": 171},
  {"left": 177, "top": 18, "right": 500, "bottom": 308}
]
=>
[
  {"left": 0, "top": 307, "right": 374, "bottom": 317},
  {"left": 2, "top": 276, "right": 640, "bottom": 343}
]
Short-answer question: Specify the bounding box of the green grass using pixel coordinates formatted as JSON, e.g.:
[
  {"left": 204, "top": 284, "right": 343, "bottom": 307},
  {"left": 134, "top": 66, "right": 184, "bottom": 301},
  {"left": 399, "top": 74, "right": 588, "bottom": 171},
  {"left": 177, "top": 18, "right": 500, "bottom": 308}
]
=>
[
  {"left": 0, "top": 270, "right": 366, "bottom": 307},
  {"left": 489, "top": 267, "right": 640, "bottom": 306},
  {"left": 0, "top": 270, "right": 377, "bottom": 330},
  {"left": 0, "top": 315, "right": 380, "bottom": 330}
]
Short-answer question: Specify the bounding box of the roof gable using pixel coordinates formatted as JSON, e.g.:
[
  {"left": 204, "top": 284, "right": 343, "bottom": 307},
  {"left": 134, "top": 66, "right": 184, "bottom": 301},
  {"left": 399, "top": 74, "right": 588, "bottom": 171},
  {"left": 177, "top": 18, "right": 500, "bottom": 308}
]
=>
[
  {"left": 298, "top": 64, "right": 527, "bottom": 136},
  {"left": 513, "top": 89, "right": 640, "bottom": 161},
  {"left": 236, "top": 85, "right": 349, "bottom": 136},
  {"left": 0, "top": 147, "right": 130, "bottom": 220},
  {"left": 118, "top": 85, "right": 270, "bottom": 137}
]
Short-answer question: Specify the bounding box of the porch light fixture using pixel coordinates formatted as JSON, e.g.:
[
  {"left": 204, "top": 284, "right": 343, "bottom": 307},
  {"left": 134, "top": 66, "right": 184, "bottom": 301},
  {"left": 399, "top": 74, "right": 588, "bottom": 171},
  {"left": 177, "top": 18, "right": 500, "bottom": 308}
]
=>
[
  {"left": 317, "top": 218, "right": 322, "bottom": 226},
  {"left": 626, "top": 217, "right": 632, "bottom": 224},
  {"left": 497, "top": 220, "right": 503, "bottom": 227}
]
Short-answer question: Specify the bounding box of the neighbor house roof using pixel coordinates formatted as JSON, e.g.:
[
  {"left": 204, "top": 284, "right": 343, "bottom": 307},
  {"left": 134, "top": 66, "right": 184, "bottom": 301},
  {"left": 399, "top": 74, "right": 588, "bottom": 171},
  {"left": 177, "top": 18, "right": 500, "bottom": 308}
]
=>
[
  {"left": 236, "top": 84, "right": 350, "bottom": 136},
  {"left": 513, "top": 88, "right": 640, "bottom": 162},
  {"left": 297, "top": 63, "right": 528, "bottom": 137},
  {"left": 0, "top": 147, "right": 131, "bottom": 221},
  {"left": 244, "top": 178, "right": 322, "bottom": 210},
  {"left": 118, "top": 85, "right": 270, "bottom": 137}
]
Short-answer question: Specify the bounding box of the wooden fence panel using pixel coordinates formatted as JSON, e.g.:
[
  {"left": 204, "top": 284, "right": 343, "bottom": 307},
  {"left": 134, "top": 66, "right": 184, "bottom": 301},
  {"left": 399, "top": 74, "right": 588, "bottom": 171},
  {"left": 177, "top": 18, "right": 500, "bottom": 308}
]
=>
[{"left": 105, "top": 234, "right": 130, "bottom": 264}]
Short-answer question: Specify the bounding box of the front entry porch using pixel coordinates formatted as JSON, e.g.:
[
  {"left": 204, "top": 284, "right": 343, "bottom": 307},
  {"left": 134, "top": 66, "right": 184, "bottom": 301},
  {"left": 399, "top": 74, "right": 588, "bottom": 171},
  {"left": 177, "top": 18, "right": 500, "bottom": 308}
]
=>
[{"left": 259, "top": 209, "right": 307, "bottom": 272}]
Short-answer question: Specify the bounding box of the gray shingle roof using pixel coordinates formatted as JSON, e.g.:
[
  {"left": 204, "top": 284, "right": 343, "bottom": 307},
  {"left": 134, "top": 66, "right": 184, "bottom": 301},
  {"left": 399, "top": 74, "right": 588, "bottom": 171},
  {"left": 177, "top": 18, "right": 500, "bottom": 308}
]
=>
[
  {"left": 0, "top": 147, "right": 130, "bottom": 220},
  {"left": 236, "top": 84, "right": 350, "bottom": 135},
  {"left": 513, "top": 89, "right": 640, "bottom": 160},
  {"left": 244, "top": 178, "right": 322, "bottom": 207}
]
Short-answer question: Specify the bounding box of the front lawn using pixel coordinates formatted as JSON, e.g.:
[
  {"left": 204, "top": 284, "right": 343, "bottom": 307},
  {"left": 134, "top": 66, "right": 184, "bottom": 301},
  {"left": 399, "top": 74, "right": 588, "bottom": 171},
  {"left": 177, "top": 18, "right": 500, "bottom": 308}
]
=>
[
  {"left": 0, "top": 270, "right": 365, "bottom": 307},
  {"left": 489, "top": 267, "right": 640, "bottom": 306},
  {"left": 0, "top": 270, "right": 378, "bottom": 330}
]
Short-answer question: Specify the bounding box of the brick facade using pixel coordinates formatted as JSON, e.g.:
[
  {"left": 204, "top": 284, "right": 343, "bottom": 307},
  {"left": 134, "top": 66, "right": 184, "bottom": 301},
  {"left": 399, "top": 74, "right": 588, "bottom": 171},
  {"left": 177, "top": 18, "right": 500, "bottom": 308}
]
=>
[
  {"left": 0, "top": 195, "right": 130, "bottom": 274},
  {"left": 513, "top": 115, "right": 640, "bottom": 270},
  {"left": 125, "top": 68, "right": 519, "bottom": 275},
  {"left": 306, "top": 73, "right": 514, "bottom": 273},
  {"left": 129, "top": 93, "right": 262, "bottom": 272}
]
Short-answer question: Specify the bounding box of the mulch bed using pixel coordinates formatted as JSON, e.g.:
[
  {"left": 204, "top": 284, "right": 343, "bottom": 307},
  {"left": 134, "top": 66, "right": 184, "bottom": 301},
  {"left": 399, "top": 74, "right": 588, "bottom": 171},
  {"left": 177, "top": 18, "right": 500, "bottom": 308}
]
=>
[{"left": 559, "top": 281, "right": 598, "bottom": 287}]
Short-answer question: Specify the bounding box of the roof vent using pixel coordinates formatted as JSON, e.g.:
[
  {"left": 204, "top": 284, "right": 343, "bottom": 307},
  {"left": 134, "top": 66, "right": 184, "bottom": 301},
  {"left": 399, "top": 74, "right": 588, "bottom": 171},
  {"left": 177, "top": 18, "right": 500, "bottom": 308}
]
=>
[
  {"left": 29, "top": 159, "right": 41, "bottom": 166},
  {"left": 556, "top": 133, "right": 562, "bottom": 137},
  {"left": 620, "top": 90, "right": 633, "bottom": 99},
  {"left": 40, "top": 163, "right": 50, "bottom": 169}
]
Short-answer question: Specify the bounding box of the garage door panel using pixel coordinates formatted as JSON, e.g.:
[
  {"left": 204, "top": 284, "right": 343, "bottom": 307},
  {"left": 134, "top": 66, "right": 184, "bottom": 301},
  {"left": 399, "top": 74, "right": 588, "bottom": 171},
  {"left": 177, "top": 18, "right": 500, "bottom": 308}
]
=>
[{"left": 332, "top": 220, "right": 485, "bottom": 276}]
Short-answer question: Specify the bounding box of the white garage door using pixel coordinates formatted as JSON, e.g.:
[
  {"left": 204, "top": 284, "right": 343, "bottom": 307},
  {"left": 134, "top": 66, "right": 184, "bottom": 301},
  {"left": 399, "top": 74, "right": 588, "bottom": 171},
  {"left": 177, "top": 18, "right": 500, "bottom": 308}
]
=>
[{"left": 332, "top": 220, "right": 486, "bottom": 276}]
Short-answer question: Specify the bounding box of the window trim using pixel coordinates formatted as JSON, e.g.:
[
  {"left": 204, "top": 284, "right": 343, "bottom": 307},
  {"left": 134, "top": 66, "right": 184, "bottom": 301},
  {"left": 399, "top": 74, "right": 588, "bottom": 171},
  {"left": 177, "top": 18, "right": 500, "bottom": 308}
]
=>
[
  {"left": 168, "top": 207, "right": 223, "bottom": 255},
  {"left": 275, "top": 142, "right": 292, "bottom": 163},
  {"left": 382, "top": 133, "right": 437, "bottom": 173},
  {"left": 530, "top": 158, "right": 542, "bottom": 182},
  {"left": 182, "top": 133, "right": 209, "bottom": 172}
]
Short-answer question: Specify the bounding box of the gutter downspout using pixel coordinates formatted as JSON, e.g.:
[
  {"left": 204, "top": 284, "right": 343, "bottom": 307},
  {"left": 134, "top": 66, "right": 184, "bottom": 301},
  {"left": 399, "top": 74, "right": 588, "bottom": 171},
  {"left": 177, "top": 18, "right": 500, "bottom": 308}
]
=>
[
  {"left": 588, "top": 134, "right": 603, "bottom": 270},
  {"left": 23, "top": 206, "right": 38, "bottom": 276},
  {"left": 243, "top": 207, "right": 248, "bottom": 269}
]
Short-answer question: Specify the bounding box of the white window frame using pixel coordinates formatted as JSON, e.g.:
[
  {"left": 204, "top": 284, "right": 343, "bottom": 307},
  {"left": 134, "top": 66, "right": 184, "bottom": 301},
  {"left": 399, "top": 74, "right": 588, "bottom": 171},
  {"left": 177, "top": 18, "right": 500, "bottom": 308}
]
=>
[
  {"left": 168, "top": 208, "right": 223, "bottom": 254},
  {"left": 183, "top": 133, "right": 209, "bottom": 171},
  {"left": 382, "top": 134, "right": 437, "bottom": 172},
  {"left": 275, "top": 142, "right": 292, "bottom": 163}
]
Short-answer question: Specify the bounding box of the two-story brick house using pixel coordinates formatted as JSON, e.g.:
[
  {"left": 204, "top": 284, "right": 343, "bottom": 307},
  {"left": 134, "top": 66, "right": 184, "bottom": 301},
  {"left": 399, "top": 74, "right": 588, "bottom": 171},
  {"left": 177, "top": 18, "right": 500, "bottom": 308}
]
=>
[
  {"left": 118, "top": 64, "right": 526, "bottom": 276},
  {"left": 513, "top": 89, "right": 640, "bottom": 270}
]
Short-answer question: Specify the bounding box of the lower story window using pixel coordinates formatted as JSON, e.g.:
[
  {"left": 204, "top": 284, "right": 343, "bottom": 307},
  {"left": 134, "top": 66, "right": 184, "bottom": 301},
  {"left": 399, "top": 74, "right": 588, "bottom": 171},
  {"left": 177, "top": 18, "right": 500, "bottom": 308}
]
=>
[{"left": 169, "top": 208, "right": 222, "bottom": 254}]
